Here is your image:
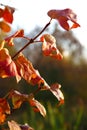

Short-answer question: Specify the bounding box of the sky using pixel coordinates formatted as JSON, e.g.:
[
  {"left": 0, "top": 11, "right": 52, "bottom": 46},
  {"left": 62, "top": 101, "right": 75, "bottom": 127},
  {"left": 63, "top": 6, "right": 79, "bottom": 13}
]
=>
[{"left": 1, "top": 0, "right": 87, "bottom": 50}]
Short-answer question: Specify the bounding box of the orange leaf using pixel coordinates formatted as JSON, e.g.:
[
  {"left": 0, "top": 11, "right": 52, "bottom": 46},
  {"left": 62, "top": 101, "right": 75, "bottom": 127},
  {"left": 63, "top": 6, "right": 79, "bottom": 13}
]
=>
[
  {"left": 29, "top": 98, "right": 46, "bottom": 117},
  {"left": 0, "top": 108, "right": 6, "bottom": 124},
  {"left": 3, "top": 6, "right": 13, "bottom": 24},
  {"left": 50, "top": 83, "right": 64, "bottom": 105},
  {"left": 15, "top": 53, "right": 50, "bottom": 89},
  {"left": 0, "top": 21, "right": 11, "bottom": 32},
  {"left": 5, "top": 29, "right": 24, "bottom": 46},
  {"left": 0, "top": 98, "right": 10, "bottom": 124},
  {"left": 40, "top": 34, "right": 63, "bottom": 60},
  {"left": 9, "top": 90, "right": 29, "bottom": 109},
  {"left": 0, "top": 98, "right": 10, "bottom": 114},
  {"left": 47, "top": 8, "right": 80, "bottom": 30}
]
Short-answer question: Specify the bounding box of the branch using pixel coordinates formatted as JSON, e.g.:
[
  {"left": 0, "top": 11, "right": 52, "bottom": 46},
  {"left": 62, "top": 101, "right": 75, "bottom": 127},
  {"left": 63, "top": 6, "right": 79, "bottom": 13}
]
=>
[{"left": 12, "top": 19, "right": 52, "bottom": 59}]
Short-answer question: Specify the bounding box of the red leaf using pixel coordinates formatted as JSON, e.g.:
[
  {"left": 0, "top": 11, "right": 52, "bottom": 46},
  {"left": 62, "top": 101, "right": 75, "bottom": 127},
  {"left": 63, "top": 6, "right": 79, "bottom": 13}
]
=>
[
  {"left": 0, "top": 8, "right": 3, "bottom": 18},
  {"left": 29, "top": 98, "right": 46, "bottom": 117},
  {"left": 47, "top": 8, "right": 80, "bottom": 30},
  {"left": 3, "top": 6, "right": 13, "bottom": 24},
  {"left": 50, "top": 83, "right": 64, "bottom": 105},
  {"left": 0, "top": 48, "right": 21, "bottom": 81},
  {"left": 40, "top": 34, "right": 63, "bottom": 60}
]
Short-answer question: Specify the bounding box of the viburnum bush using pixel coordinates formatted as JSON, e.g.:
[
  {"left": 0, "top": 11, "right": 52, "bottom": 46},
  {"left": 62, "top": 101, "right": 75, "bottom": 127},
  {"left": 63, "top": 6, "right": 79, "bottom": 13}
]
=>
[{"left": 0, "top": 3, "right": 80, "bottom": 130}]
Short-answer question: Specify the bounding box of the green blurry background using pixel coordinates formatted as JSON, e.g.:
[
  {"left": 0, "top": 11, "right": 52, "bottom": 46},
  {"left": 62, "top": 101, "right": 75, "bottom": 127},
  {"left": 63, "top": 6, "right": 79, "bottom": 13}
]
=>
[{"left": 0, "top": 25, "right": 87, "bottom": 130}]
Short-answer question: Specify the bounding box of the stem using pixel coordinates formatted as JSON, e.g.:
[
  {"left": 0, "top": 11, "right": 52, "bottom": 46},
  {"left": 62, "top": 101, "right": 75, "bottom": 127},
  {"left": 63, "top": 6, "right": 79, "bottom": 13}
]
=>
[
  {"left": 12, "top": 19, "right": 52, "bottom": 59},
  {"left": 12, "top": 39, "right": 33, "bottom": 59},
  {"left": 33, "top": 18, "right": 52, "bottom": 40}
]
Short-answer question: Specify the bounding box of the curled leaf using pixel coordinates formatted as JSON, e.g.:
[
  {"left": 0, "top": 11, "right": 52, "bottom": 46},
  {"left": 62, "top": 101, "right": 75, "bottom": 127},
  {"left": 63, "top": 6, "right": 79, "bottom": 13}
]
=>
[
  {"left": 50, "top": 83, "right": 64, "bottom": 105},
  {"left": 47, "top": 8, "right": 80, "bottom": 30},
  {"left": 40, "top": 34, "right": 63, "bottom": 60},
  {"left": 29, "top": 98, "right": 46, "bottom": 117}
]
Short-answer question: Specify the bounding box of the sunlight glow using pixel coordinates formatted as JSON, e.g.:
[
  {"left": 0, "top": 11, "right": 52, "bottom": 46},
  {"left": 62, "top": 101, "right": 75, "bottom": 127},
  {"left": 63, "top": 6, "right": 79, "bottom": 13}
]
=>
[{"left": 0, "top": 0, "right": 87, "bottom": 49}]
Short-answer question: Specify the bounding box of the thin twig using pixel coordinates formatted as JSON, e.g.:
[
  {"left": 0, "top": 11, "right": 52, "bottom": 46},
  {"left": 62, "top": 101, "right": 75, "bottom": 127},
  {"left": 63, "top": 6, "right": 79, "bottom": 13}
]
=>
[{"left": 12, "top": 19, "right": 52, "bottom": 59}]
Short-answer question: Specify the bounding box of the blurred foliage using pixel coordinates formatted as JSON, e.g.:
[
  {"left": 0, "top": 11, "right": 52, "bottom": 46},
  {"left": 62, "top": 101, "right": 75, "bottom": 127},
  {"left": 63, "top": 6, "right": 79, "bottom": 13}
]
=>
[{"left": 0, "top": 25, "right": 87, "bottom": 129}]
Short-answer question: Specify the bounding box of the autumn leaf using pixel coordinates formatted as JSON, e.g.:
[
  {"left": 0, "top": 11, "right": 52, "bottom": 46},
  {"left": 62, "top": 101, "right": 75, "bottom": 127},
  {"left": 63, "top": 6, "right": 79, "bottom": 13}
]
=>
[
  {"left": 0, "top": 48, "right": 21, "bottom": 81},
  {"left": 3, "top": 6, "right": 14, "bottom": 24},
  {"left": 47, "top": 8, "right": 80, "bottom": 30},
  {"left": 29, "top": 98, "right": 46, "bottom": 117},
  {"left": 0, "top": 8, "right": 3, "bottom": 18},
  {"left": 0, "top": 98, "right": 10, "bottom": 124},
  {"left": 50, "top": 83, "right": 64, "bottom": 105},
  {"left": 0, "top": 108, "right": 6, "bottom": 124},
  {"left": 9, "top": 90, "right": 30, "bottom": 109},
  {"left": 40, "top": 34, "right": 63, "bottom": 60},
  {"left": 5, "top": 29, "right": 24, "bottom": 46},
  {"left": 8, "top": 120, "right": 34, "bottom": 130},
  {"left": 15, "top": 53, "right": 50, "bottom": 89},
  {"left": 0, "top": 21, "right": 11, "bottom": 32},
  {"left": 8, "top": 120, "right": 21, "bottom": 130}
]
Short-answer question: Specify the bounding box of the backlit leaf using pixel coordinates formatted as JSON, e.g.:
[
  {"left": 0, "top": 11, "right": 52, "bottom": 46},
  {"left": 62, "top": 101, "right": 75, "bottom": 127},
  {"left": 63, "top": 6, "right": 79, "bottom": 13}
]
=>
[
  {"left": 0, "top": 21, "right": 11, "bottom": 32},
  {"left": 0, "top": 98, "right": 10, "bottom": 124},
  {"left": 3, "top": 6, "right": 13, "bottom": 24},
  {"left": 29, "top": 98, "right": 46, "bottom": 117},
  {"left": 8, "top": 120, "right": 21, "bottom": 130},
  {"left": 47, "top": 8, "right": 80, "bottom": 30},
  {"left": 9, "top": 90, "right": 29, "bottom": 109},
  {"left": 9, "top": 90, "right": 34, "bottom": 109},
  {"left": 0, "top": 8, "right": 3, "bottom": 18},
  {"left": 50, "top": 83, "right": 64, "bottom": 105},
  {"left": 0, "top": 48, "right": 21, "bottom": 81},
  {"left": 40, "top": 34, "right": 63, "bottom": 60},
  {"left": 15, "top": 53, "right": 50, "bottom": 89},
  {"left": 8, "top": 120, "right": 34, "bottom": 130}
]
